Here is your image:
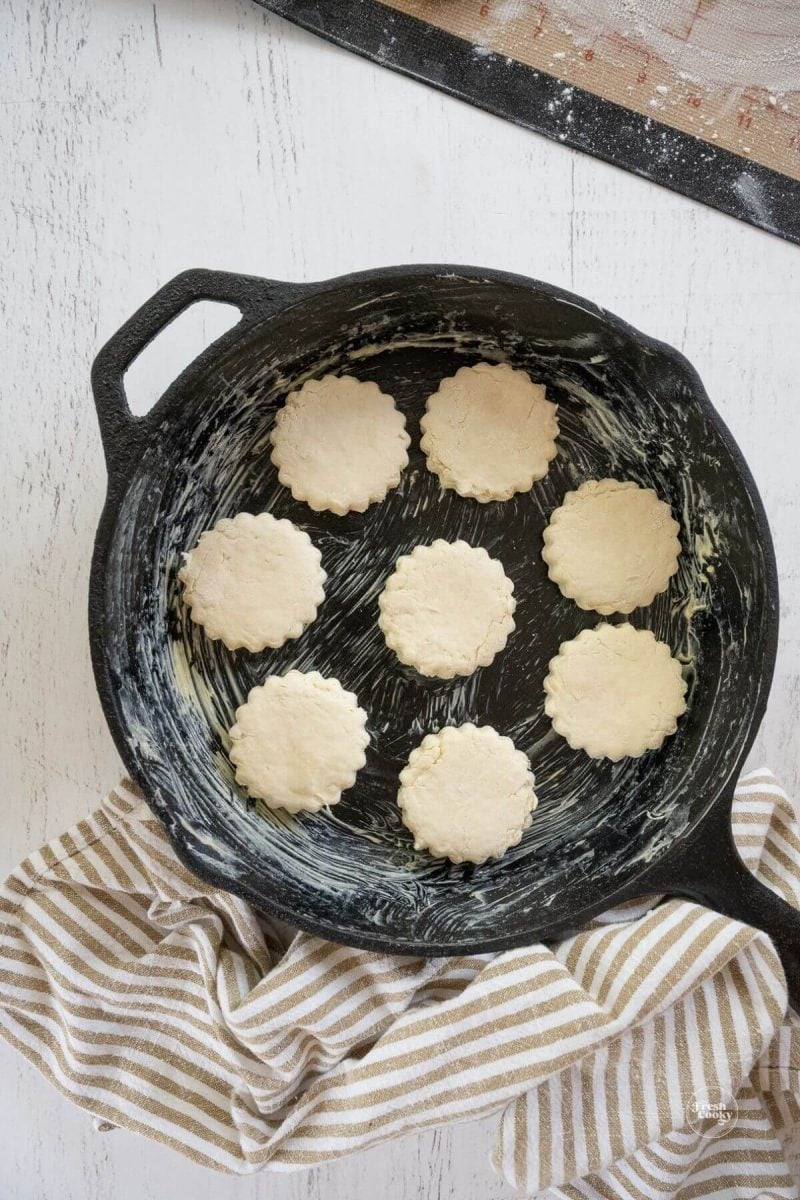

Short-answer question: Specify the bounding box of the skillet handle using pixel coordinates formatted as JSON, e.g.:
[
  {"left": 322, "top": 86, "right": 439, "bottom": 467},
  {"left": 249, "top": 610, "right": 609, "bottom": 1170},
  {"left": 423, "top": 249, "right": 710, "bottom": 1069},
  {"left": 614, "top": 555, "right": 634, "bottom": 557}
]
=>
[
  {"left": 91, "top": 268, "right": 306, "bottom": 477},
  {"left": 638, "top": 793, "right": 800, "bottom": 1012}
]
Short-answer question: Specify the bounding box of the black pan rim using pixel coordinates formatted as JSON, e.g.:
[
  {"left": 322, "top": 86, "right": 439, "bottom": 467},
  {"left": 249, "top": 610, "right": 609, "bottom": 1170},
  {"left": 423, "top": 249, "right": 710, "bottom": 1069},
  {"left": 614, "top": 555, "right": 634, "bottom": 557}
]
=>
[{"left": 88, "top": 262, "right": 780, "bottom": 955}]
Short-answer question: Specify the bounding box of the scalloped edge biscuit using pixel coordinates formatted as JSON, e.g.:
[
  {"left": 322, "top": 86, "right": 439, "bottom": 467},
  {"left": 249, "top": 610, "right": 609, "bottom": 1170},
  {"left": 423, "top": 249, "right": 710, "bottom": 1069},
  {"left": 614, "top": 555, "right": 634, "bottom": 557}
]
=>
[
  {"left": 397, "top": 723, "right": 537, "bottom": 864},
  {"left": 542, "top": 479, "right": 681, "bottom": 615},
  {"left": 378, "top": 540, "right": 516, "bottom": 679},
  {"left": 420, "top": 362, "right": 559, "bottom": 502},
  {"left": 179, "top": 512, "right": 326, "bottom": 653},
  {"left": 229, "top": 671, "right": 369, "bottom": 813},
  {"left": 270, "top": 374, "right": 410, "bottom": 515},
  {"left": 543, "top": 624, "right": 688, "bottom": 761}
]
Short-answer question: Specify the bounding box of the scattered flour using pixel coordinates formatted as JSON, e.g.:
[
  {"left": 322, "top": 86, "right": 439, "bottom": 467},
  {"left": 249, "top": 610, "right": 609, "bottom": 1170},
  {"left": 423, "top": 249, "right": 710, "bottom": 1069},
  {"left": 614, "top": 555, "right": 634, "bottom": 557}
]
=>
[{"left": 548, "top": 0, "right": 800, "bottom": 92}]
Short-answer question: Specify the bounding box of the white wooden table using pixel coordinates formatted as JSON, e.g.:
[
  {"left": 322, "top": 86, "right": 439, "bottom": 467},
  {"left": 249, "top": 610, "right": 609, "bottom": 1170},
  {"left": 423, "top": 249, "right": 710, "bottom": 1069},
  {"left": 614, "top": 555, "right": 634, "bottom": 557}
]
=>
[{"left": 2, "top": 1, "right": 800, "bottom": 1196}]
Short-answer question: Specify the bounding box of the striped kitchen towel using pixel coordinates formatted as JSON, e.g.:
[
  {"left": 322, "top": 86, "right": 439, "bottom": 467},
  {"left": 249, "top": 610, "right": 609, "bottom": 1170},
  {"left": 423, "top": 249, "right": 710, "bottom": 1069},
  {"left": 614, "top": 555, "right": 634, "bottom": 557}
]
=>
[{"left": 0, "top": 769, "right": 798, "bottom": 1197}]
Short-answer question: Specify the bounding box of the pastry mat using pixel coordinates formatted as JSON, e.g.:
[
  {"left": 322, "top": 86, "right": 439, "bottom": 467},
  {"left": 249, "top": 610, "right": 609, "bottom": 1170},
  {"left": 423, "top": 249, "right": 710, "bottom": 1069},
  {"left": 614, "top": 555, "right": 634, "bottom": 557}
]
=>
[{"left": 252, "top": 0, "right": 800, "bottom": 246}]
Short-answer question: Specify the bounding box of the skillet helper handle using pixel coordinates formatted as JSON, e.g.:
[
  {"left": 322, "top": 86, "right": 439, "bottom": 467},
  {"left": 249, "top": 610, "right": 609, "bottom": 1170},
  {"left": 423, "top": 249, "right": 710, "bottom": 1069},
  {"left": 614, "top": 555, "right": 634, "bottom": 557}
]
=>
[
  {"left": 91, "top": 268, "right": 304, "bottom": 476},
  {"left": 640, "top": 795, "right": 800, "bottom": 1012}
]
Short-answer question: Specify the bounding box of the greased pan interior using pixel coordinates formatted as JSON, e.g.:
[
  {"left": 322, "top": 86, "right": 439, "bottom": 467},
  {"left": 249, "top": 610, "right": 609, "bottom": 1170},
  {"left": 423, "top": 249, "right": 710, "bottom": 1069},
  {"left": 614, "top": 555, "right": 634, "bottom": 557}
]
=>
[{"left": 90, "top": 266, "right": 778, "bottom": 956}]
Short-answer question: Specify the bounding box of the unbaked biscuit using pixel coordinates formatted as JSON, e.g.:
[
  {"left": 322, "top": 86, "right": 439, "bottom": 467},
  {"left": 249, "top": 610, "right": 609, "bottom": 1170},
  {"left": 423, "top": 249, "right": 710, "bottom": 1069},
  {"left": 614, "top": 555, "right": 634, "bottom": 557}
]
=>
[
  {"left": 542, "top": 479, "right": 681, "bottom": 615},
  {"left": 378, "top": 540, "right": 515, "bottom": 679},
  {"left": 397, "top": 723, "right": 537, "bottom": 864},
  {"left": 544, "top": 623, "right": 687, "bottom": 761},
  {"left": 420, "top": 362, "right": 558, "bottom": 502},
  {"left": 270, "top": 374, "right": 410, "bottom": 515},
  {"left": 179, "top": 512, "right": 325, "bottom": 653},
  {"left": 229, "top": 671, "right": 369, "bottom": 813}
]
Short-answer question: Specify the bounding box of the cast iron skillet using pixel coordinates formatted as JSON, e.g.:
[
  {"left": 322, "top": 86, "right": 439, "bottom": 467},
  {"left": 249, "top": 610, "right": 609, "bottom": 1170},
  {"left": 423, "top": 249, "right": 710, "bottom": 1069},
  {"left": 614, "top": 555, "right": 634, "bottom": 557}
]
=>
[{"left": 90, "top": 265, "right": 800, "bottom": 1006}]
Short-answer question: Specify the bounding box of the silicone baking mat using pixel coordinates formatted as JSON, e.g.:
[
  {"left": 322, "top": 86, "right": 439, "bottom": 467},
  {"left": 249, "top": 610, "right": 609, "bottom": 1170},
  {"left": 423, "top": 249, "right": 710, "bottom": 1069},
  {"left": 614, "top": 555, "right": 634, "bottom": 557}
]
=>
[{"left": 253, "top": 0, "right": 800, "bottom": 246}]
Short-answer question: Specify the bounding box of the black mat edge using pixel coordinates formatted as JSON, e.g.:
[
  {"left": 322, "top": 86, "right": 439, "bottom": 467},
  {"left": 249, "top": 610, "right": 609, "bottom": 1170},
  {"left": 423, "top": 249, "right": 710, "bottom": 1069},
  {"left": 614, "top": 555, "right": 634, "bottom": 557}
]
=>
[{"left": 252, "top": 0, "right": 800, "bottom": 248}]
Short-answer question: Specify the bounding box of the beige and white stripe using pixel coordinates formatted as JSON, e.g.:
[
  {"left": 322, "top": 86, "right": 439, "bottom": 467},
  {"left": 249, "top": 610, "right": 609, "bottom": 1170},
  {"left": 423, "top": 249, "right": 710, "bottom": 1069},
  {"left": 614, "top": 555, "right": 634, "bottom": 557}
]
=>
[{"left": 0, "top": 770, "right": 798, "bottom": 1195}]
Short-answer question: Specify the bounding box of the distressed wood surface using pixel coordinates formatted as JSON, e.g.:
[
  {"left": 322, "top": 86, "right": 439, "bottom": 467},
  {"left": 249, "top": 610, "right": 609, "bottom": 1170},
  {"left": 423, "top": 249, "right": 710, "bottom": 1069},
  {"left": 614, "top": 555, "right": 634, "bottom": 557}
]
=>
[{"left": 2, "top": 1, "right": 800, "bottom": 1196}]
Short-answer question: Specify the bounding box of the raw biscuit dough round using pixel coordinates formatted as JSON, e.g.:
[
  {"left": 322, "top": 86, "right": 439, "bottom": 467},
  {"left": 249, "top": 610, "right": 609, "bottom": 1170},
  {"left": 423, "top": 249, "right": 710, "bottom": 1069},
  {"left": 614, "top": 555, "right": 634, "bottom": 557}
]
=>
[
  {"left": 179, "top": 512, "right": 326, "bottom": 652},
  {"left": 229, "top": 671, "right": 369, "bottom": 813},
  {"left": 378, "top": 540, "right": 516, "bottom": 678},
  {"left": 420, "top": 361, "right": 559, "bottom": 502},
  {"left": 270, "top": 373, "right": 410, "bottom": 515},
  {"left": 542, "top": 479, "right": 681, "bottom": 615},
  {"left": 397, "top": 723, "right": 537, "bottom": 864},
  {"left": 544, "top": 623, "right": 687, "bottom": 761}
]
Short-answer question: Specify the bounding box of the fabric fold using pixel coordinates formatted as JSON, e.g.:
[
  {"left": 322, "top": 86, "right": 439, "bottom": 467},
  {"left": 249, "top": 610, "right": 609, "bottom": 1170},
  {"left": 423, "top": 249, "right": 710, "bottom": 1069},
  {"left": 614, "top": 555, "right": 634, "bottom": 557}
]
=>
[{"left": 0, "top": 770, "right": 798, "bottom": 1197}]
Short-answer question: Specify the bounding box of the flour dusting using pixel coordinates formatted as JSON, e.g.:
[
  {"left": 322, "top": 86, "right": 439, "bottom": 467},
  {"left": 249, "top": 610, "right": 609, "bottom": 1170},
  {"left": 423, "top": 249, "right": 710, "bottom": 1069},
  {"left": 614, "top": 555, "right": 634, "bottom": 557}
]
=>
[{"left": 548, "top": 0, "right": 800, "bottom": 92}]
